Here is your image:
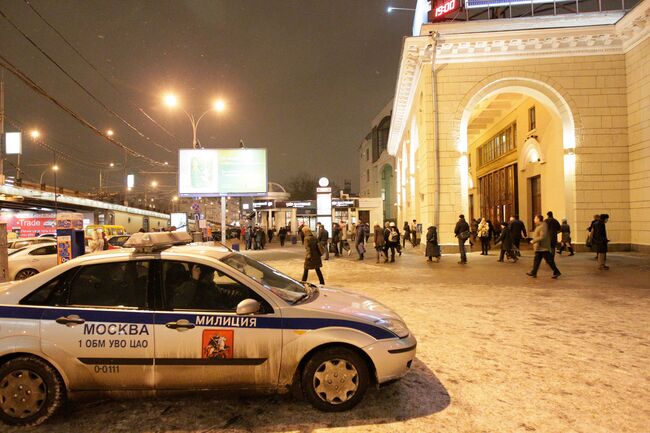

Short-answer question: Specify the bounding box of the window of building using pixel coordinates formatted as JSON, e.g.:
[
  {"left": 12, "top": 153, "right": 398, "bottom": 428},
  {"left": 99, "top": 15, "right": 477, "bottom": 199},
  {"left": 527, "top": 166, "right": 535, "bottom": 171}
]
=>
[
  {"left": 528, "top": 106, "right": 536, "bottom": 131},
  {"left": 366, "top": 169, "right": 370, "bottom": 182},
  {"left": 366, "top": 148, "right": 369, "bottom": 161},
  {"left": 477, "top": 122, "right": 517, "bottom": 168}
]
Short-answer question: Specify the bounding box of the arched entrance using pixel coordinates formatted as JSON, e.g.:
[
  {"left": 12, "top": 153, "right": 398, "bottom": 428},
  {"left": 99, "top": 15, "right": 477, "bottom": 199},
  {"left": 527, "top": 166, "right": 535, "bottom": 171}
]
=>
[
  {"left": 457, "top": 77, "right": 578, "bottom": 231},
  {"left": 381, "top": 164, "right": 395, "bottom": 221}
]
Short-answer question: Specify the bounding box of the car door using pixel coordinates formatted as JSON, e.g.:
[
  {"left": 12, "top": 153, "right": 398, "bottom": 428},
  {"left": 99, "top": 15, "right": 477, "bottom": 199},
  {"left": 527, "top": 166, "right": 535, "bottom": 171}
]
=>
[
  {"left": 39, "top": 259, "right": 155, "bottom": 390},
  {"left": 153, "top": 259, "right": 283, "bottom": 389},
  {"left": 27, "top": 244, "right": 57, "bottom": 273}
]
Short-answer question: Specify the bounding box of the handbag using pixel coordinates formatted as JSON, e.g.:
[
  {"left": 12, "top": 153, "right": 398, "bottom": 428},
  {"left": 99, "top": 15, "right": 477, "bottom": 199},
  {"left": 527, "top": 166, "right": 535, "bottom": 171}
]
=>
[
  {"left": 585, "top": 232, "right": 593, "bottom": 248},
  {"left": 459, "top": 230, "right": 470, "bottom": 241}
]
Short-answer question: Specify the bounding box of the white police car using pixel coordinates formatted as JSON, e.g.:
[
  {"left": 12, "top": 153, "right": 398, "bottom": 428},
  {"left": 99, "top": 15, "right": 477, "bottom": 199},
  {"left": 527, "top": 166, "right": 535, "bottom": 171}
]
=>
[{"left": 0, "top": 232, "right": 416, "bottom": 426}]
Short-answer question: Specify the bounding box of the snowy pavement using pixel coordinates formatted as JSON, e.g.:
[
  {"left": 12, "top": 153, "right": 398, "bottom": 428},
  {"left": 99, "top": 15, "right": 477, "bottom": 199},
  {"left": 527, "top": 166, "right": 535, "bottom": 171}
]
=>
[{"left": 9, "top": 243, "right": 649, "bottom": 433}]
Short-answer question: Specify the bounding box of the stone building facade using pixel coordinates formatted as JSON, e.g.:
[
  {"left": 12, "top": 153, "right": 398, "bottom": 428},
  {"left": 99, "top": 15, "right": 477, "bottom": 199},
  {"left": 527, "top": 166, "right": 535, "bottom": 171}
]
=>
[
  {"left": 359, "top": 100, "right": 397, "bottom": 222},
  {"left": 387, "top": 2, "right": 650, "bottom": 251}
]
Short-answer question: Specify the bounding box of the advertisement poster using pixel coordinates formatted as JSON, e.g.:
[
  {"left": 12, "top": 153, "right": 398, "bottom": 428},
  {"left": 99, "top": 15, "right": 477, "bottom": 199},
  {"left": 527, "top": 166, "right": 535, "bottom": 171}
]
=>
[
  {"left": 0, "top": 212, "right": 56, "bottom": 237},
  {"left": 57, "top": 235, "right": 72, "bottom": 265},
  {"left": 202, "top": 329, "right": 233, "bottom": 359}
]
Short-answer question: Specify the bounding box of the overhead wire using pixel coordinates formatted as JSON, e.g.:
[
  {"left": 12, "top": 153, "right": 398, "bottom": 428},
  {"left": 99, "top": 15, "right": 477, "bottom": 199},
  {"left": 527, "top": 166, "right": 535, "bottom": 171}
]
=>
[
  {"left": 0, "top": 54, "right": 169, "bottom": 167},
  {"left": 22, "top": 0, "right": 182, "bottom": 147},
  {"left": 0, "top": 7, "right": 174, "bottom": 155}
]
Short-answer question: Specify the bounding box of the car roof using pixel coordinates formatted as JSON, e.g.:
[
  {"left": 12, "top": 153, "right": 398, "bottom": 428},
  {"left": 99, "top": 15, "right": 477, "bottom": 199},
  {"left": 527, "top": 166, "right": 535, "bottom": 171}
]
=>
[
  {"left": 11, "top": 237, "right": 54, "bottom": 242},
  {"left": 78, "top": 243, "right": 232, "bottom": 261}
]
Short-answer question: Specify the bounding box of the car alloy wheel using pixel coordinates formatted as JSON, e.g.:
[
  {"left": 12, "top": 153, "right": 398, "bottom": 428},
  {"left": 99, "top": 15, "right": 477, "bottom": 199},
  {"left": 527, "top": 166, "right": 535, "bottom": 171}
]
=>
[
  {"left": 15, "top": 269, "right": 39, "bottom": 280},
  {"left": 0, "top": 369, "right": 47, "bottom": 418}
]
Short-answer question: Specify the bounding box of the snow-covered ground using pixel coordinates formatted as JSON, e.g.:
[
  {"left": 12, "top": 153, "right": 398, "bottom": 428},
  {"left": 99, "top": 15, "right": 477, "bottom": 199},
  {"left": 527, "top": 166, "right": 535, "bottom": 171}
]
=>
[{"left": 10, "top": 243, "right": 649, "bottom": 433}]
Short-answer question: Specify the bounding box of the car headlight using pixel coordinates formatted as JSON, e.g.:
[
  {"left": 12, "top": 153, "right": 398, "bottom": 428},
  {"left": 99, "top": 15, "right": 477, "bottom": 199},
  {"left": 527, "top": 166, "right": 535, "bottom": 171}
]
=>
[{"left": 376, "top": 319, "right": 410, "bottom": 338}]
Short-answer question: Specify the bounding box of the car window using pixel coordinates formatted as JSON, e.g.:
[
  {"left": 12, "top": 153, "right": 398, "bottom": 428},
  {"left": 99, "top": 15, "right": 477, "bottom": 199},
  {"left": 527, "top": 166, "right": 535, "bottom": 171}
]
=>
[
  {"left": 29, "top": 245, "right": 57, "bottom": 256},
  {"left": 20, "top": 269, "right": 76, "bottom": 306},
  {"left": 8, "top": 247, "right": 27, "bottom": 256},
  {"left": 162, "top": 260, "right": 269, "bottom": 312},
  {"left": 67, "top": 261, "right": 150, "bottom": 309},
  {"left": 221, "top": 253, "right": 307, "bottom": 303}
]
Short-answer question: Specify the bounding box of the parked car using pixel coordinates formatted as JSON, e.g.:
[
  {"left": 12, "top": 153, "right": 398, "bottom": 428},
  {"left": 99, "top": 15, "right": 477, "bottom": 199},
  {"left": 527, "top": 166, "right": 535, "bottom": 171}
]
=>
[
  {"left": 7, "top": 237, "right": 56, "bottom": 253},
  {"left": 7, "top": 243, "right": 58, "bottom": 280},
  {"left": 106, "top": 235, "right": 131, "bottom": 249},
  {"left": 0, "top": 231, "right": 416, "bottom": 426}
]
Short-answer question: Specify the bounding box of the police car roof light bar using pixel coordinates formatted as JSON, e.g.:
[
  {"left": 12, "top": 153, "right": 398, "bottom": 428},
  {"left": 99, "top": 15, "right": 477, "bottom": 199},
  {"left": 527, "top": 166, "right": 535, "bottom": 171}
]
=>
[{"left": 124, "top": 231, "right": 193, "bottom": 253}]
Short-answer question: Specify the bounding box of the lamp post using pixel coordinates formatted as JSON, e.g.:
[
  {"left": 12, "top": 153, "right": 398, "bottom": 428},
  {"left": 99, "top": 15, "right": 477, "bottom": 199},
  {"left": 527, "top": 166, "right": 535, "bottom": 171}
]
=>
[
  {"left": 144, "top": 180, "right": 157, "bottom": 209},
  {"left": 163, "top": 94, "right": 226, "bottom": 149},
  {"left": 39, "top": 163, "right": 59, "bottom": 215}
]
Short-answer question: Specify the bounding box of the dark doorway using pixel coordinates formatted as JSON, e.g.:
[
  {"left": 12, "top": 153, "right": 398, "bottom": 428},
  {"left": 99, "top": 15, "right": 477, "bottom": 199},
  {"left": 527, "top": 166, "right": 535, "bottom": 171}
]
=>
[
  {"left": 468, "top": 194, "right": 474, "bottom": 222},
  {"left": 529, "top": 175, "right": 541, "bottom": 229},
  {"left": 358, "top": 210, "right": 370, "bottom": 225}
]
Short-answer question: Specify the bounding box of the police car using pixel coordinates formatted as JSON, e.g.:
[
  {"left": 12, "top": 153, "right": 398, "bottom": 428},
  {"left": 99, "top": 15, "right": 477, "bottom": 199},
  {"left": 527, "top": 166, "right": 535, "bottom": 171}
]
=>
[{"left": 0, "top": 232, "right": 416, "bottom": 426}]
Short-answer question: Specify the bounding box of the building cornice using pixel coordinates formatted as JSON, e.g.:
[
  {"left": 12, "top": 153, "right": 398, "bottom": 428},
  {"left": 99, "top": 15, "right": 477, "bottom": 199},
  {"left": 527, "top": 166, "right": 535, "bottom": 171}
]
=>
[{"left": 387, "top": 2, "right": 650, "bottom": 156}]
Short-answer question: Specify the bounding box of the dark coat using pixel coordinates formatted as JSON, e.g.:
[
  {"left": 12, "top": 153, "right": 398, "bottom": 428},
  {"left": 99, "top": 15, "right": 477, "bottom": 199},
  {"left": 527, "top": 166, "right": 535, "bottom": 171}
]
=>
[
  {"left": 496, "top": 226, "right": 513, "bottom": 251},
  {"left": 454, "top": 218, "right": 470, "bottom": 238},
  {"left": 303, "top": 231, "right": 322, "bottom": 269},
  {"left": 546, "top": 217, "right": 561, "bottom": 247},
  {"left": 425, "top": 227, "right": 441, "bottom": 257},
  {"left": 560, "top": 222, "right": 571, "bottom": 243},
  {"left": 591, "top": 220, "right": 608, "bottom": 253},
  {"left": 317, "top": 228, "right": 329, "bottom": 242},
  {"left": 373, "top": 226, "right": 385, "bottom": 248},
  {"left": 509, "top": 219, "right": 527, "bottom": 240},
  {"left": 355, "top": 225, "right": 366, "bottom": 246}
]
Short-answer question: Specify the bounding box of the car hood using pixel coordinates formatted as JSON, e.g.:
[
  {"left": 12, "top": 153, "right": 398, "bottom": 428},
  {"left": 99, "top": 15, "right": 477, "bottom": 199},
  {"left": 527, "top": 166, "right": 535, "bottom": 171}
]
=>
[{"left": 297, "top": 286, "right": 403, "bottom": 324}]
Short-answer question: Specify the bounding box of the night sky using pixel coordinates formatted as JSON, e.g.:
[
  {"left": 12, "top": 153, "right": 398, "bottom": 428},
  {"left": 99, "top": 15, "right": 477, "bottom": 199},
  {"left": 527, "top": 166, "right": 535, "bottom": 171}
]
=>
[{"left": 0, "top": 0, "right": 414, "bottom": 196}]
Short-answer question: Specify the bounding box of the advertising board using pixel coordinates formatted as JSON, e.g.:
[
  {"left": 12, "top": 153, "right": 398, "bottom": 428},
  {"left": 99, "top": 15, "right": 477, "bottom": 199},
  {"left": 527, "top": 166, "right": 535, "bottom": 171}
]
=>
[{"left": 178, "top": 148, "right": 268, "bottom": 197}]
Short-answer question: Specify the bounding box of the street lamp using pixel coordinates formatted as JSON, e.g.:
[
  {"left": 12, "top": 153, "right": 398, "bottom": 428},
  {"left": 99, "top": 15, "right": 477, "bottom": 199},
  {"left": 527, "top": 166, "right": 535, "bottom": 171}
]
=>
[
  {"left": 387, "top": 6, "right": 416, "bottom": 12},
  {"left": 163, "top": 93, "right": 227, "bottom": 149}
]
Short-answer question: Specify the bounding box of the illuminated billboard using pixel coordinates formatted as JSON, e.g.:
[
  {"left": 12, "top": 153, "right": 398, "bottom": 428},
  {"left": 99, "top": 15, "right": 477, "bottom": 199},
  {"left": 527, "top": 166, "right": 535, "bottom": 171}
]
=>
[{"left": 178, "top": 148, "right": 267, "bottom": 196}]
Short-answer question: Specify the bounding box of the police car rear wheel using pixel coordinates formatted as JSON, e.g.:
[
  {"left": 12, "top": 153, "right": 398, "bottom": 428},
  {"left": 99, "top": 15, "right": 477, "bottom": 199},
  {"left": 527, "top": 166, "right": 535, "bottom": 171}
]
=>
[
  {"left": 0, "top": 357, "right": 65, "bottom": 426},
  {"left": 302, "top": 347, "right": 369, "bottom": 411}
]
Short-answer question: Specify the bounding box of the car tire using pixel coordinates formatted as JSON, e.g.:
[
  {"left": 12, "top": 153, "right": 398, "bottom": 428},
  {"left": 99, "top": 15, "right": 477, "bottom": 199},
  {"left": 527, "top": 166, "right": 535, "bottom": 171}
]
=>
[
  {"left": 14, "top": 269, "right": 39, "bottom": 280},
  {"left": 0, "top": 356, "right": 66, "bottom": 426},
  {"left": 301, "top": 347, "right": 370, "bottom": 412}
]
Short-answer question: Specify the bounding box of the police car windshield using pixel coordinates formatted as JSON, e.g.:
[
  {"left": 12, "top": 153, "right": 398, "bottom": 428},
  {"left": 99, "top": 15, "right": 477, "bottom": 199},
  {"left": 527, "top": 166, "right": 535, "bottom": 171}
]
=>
[{"left": 221, "top": 253, "right": 307, "bottom": 303}]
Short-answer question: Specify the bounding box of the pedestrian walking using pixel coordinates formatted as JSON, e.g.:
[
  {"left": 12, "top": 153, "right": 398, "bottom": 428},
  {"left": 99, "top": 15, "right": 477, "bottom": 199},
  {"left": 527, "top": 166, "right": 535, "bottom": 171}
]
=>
[
  {"left": 527, "top": 214, "right": 561, "bottom": 278},
  {"left": 402, "top": 222, "right": 411, "bottom": 248},
  {"left": 411, "top": 219, "right": 418, "bottom": 246},
  {"left": 384, "top": 222, "right": 399, "bottom": 262},
  {"left": 317, "top": 223, "right": 329, "bottom": 261},
  {"left": 301, "top": 227, "right": 325, "bottom": 284},
  {"left": 331, "top": 223, "right": 341, "bottom": 257},
  {"left": 495, "top": 221, "right": 516, "bottom": 262},
  {"left": 267, "top": 227, "right": 275, "bottom": 243},
  {"left": 355, "top": 222, "right": 367, "bottom": 260},
  {"left": 545, "top": 211, "right": 561, "bottom": 256},
  {"left": 586, "top": 214, "right": 600, "bottom": 259},
  {"left": 340, "top": 221, "right": 351, "bottom": 256},
  {"left": 509, "top": 215, "right": 527, "bottom": 256},
  {"left": 299, "top": 224, "right": 306, "bottom": 245},
  {"left": 558, "top": 218, "right": 574, "bottom": 255},
  {"left": 425, "top": 225, "right": 441, "bottom": 262},
  {"left": 469, "top": 218, "right": 478, "bottom": 249},
  {"left": 592, "top": 214, "right": 610, "bottom": 270},
  {"left": 478, "top": 218, "right": 490, "bottom": 255},
  {"left": 373, "top": 223, "right": 387, "bottom": 263},
  {"left": 278, "top": 226, "right": 287, "bottom": 247},
  {"left": 454, "top": 214, "right": 470, "bottom": 264}
]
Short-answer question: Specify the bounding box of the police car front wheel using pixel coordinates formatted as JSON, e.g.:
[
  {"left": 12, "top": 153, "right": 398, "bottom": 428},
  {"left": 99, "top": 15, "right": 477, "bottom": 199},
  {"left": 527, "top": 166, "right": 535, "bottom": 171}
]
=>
[
  {"left": 302, "top": 347, "right": 370, "bottom": 412},
  {"left": 0, "top": 356, "right": 66, "bottom": 426}
]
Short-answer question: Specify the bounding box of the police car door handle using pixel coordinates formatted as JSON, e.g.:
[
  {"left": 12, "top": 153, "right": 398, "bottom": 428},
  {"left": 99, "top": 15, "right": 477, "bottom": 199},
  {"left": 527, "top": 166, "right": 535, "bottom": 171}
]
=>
[
  {"left": 165, "top": 319, "right": 195, "bottom": 330},
  {"left": 55, "top": 315, "right": 86, "bottom": 326}
]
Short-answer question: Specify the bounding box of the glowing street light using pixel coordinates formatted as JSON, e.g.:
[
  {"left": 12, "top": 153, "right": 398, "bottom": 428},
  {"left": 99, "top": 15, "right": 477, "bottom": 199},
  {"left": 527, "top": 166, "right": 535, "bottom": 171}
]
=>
[
  {"left": 163, "top": 93, "right": 228, "bottom": 148},
  {"left": 151, "top": 180, "right": 158, "bottom": 187},
  {"left": 30, "top": 129, "right": 40, "bottom": 139},
  {"left": 106, "top": 129, "right": 114, "bottom": 137}
]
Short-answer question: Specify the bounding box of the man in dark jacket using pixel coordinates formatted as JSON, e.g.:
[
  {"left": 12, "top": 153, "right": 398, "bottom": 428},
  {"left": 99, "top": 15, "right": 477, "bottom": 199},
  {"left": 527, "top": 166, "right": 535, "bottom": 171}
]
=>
[
  {"left": 301, "top": 227, "right": 324, "bottom": 284},
  {"left": 278, "top": 226, "right": 287, "bottom": 247},
  {"left": 509, "top": 215, "right": 527, "bottom": 256},
  {"left": 592, "top": 214, "right": 609, "bottom": 270},
  {"left": 331, "top": 224, "right": 341, "bottom": 257},
  {"left": 454, "top": 214, "right": 470, "bottom": 264},
  {"left": 317, "top": 223, "right": 329, "bottom": 260},
  {"left": 545, "top": 211, "right": 561, "bottom": 255}
]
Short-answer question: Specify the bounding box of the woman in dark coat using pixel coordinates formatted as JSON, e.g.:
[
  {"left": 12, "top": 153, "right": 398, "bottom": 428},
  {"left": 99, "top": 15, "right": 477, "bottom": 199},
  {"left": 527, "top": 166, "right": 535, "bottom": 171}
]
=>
[
  {"left": 301, "top": 227, "right": 325, "bottom": 284},
  {"left": 425, "top": 226, "right": 441, "bottom": 262},
  {"left": 373, "top": 223, "right": 387, "bottom": 263},
  {"left": 592, "top": 214, "right": 609, "bottom": 270}
]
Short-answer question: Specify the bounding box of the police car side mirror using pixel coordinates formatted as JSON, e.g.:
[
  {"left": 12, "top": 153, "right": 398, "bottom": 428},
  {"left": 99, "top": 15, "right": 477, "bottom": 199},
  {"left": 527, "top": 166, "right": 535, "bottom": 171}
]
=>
[{"left": 236, "top": 298, "right": 260, "bottom": 315}]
